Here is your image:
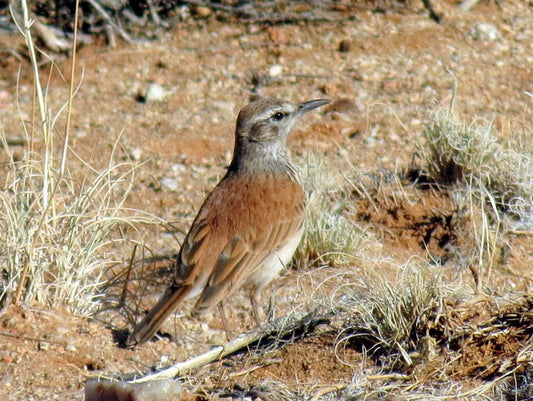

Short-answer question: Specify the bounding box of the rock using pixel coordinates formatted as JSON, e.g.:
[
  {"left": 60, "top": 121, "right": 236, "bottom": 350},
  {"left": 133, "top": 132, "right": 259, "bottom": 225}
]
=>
[
  {"left": 193, "top": 5, "right": 212, "bottom": 18},
  {"left": 130, "top": 148, "right": 143, "bottom": 161},
  {"left": 160, "top": 177, "right": 179, "bottom": 192},
  {"left": 85, "top": 378, "right": 181, "bottom": 401},
  {"left": 38, "top": 342, "right": 50, "bottom": 351},
  {"left": 338, "top": 39, "right": 351, "bottom": 52},
  {"left": 382, "top": 78, "right": 400, "bottom": 93},
  {"left": 267, "top": 27, "right": 289, "bottom": 46},
  {"left": 268, "top": 64, "right": 283, "bottom": 77},
  {"left": 98, "top": 0, "right": 127, "bottom": 11},
  {"left": 470, "top": 22, "right": 500, "bottom": 41},
  {"left": 65, "top": 344, "right": 77, "bottom": 352},
  {"left": 170, "top": 164, "right": 186, "bottom": 174},
  {"left": 145, "top": 83, "right": 166, "bottom": 102}
]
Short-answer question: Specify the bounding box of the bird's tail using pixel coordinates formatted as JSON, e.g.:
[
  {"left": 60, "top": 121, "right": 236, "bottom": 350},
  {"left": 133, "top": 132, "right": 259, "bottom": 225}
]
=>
[{"left": 126, "top": 284, "right": 190, "bottom": 347}]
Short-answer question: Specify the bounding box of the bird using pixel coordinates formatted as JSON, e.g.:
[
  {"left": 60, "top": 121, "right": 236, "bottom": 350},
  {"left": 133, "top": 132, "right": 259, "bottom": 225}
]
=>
[{"left": 126, "top": 96, "right": 330, "bottom": 346}]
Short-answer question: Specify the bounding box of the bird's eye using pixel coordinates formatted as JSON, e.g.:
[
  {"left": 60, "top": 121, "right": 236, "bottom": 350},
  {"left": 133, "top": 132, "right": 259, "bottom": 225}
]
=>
[{"left": 272, "top": 112, "right": 285, "bottom": 121}]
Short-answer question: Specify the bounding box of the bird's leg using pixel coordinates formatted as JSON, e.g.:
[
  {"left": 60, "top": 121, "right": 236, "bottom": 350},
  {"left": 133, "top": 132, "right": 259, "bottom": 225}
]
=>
[
  {"left": 267, "top": 292, "right": 276, "bottom": 322},
  {"left": 217, "top": 302, "right": 231, "bottom": 341},
  {"left": 250, "top": 289, "right": 262, "bottom": 327}
]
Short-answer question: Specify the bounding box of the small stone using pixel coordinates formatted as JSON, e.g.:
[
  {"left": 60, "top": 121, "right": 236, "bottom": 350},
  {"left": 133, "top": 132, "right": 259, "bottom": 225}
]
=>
[
  {"left": 2, "top": 355, "right": 13, "bottom": 363},
  {"left": 338, "top": 39, "right": 351, "bottom": 52},
  {"left": 145, "top": 83, "right": 166, "bottom": 102},
  {"left": 98, "top": 0, "right": 126, "bottom": 11},
  {"left": 160, "top": 177, "right": 179, "bottom": 192},
  {"left": 170, "top": 163, "right": 186, "bottom": 174},
  {"left": 38, "top": 342, "right": 50, "bottom": 351},
  {"left": 130, "top": 148, "right": 143, "bottom": 161},
  {"left": 389, "top": 132, "right": 401, "bottom": 142},
  {"left": 470, "top": 22, "right": 500, "bottom": 41},
  {"left": 267, "top": 27, "right": 289, "bottom": 45},
  {"left": 382, "top": 78, "right": 400, "bottom": 93},
  {"left": 247, "top": 24, "right": 261, "bottom": 34},
  {"left": 65, "top": 344, "right": 77, "bottom": 352},
  {"left": 268, "top": 64, "right": 283, "bottom": 77},
  {"left": 193, "top": 5, "right": 212, "bottom": 18},
  {"left": 56, "top": 327, "right": 70, "bottom": 335}
]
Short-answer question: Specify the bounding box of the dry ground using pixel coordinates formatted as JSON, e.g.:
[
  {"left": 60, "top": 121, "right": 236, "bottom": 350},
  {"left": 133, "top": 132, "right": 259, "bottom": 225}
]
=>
[{"left": 0, "top": 1, "right": 532, "bottom": 400}]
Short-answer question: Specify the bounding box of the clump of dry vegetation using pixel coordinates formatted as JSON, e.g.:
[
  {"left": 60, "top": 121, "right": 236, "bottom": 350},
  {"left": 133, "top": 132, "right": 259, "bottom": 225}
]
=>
[
  {"left": 337, "top": 263, "right": 448, "bottom": 370},
  {"left": 294, "top": 157, "right": 366, "bottom": 268},
  {"left": 330, "top": 263, "right": 532, "bottom": 400},
  {"left": 420, "top": 107, "right": 533, "bottom": 220},
  {"left": 0, "top": 0, "right": 441, "bottom": 50},
  {"left": 416, "top": 105, "right": 533, "bottom": 291},
  {"left": 0, "top": 1, "right": 159, "bottom": 314}
]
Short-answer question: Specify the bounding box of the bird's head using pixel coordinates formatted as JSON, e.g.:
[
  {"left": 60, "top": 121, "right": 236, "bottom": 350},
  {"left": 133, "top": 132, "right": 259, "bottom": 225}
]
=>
[{"left": 235, "top": 97, "right": 330, "bottom": 145}]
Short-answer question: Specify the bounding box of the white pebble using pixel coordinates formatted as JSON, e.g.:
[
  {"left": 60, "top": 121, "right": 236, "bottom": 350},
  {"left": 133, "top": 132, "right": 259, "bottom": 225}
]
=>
[
  {"left": 268, "top": 64, "right": 283, "bottom": 77},
  {"left": 160, "top": 177, "right": 179, "bottom": 192},
  {"left": 145, "top": 83, "right": 166, "bottom": 102}
]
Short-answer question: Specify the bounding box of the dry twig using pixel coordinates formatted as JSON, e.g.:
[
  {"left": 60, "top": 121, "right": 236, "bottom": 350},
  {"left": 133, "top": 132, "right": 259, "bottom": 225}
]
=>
[
  {"left": 85, "top": 0, "right": 132, "bottom": 44},
  {"left": 127, "top": 307, "right": 331, "bottom": 383},
  {"left": 32, "top": 19, "right": 71, "bottom": 52}
]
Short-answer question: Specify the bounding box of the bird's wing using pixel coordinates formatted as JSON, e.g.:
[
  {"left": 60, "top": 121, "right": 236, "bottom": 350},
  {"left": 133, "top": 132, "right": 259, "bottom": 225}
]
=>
[
  {"left": 192, "top": 212, "right": 304, "bottom": 314},
  {"left": 177, "top": 172, "right": 305, "bottom": 314}
]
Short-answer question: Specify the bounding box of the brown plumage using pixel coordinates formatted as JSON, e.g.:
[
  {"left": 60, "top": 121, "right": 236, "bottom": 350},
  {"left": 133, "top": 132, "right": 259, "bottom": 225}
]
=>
[{"left": 127, "top": 97, "right": 329, "bottom": 346}]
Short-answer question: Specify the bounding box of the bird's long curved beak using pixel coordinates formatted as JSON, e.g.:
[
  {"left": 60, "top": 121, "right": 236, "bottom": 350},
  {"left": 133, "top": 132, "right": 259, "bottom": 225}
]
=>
[{"left": 295, "top": 99, "right": 331, "bottom": 117}]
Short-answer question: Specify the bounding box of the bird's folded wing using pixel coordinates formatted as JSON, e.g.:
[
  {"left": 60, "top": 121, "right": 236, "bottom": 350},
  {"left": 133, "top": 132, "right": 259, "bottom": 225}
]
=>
[{"left": 191, "top": 216, "right": 301, "bottom": 313}]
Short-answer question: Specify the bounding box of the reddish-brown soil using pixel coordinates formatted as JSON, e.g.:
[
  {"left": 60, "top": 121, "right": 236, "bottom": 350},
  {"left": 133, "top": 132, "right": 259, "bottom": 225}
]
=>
[{"left": 0, "top": 1, "right": 532, "bottom": 400}]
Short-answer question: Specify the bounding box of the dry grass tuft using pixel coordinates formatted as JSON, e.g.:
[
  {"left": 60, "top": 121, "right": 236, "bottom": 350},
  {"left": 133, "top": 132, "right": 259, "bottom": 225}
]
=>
[
  {"left": 336, "top": 262, "right": 451, "bottom": 370},
  {"left": 420, "top": 108, "right": 533, "bottom": 222},
  {"left": 332, "top": 265, "right": 532, "bottom": 400},
  {"left": 0, "top": 135, "right": 160, "bottom": 314},
  {"left": 418, "top": 107, "right": 533, "bottom": 291},
  {"left": 0, "top": 1, "right": 160, "bottom": 315},
  {"left": 294, "top": 157, "right": 366, "bottom": 269}
]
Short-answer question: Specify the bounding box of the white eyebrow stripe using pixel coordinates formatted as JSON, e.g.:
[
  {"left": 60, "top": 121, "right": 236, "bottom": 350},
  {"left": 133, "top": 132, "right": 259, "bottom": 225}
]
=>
[{"left": 254, "top": 105, "right": 296, "bottom": 122}]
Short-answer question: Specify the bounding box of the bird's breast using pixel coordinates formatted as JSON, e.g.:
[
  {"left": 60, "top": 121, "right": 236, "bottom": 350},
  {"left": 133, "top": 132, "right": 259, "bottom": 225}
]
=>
[{"left": 203, "top": 172, "right": 305, "bottom": 240}]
